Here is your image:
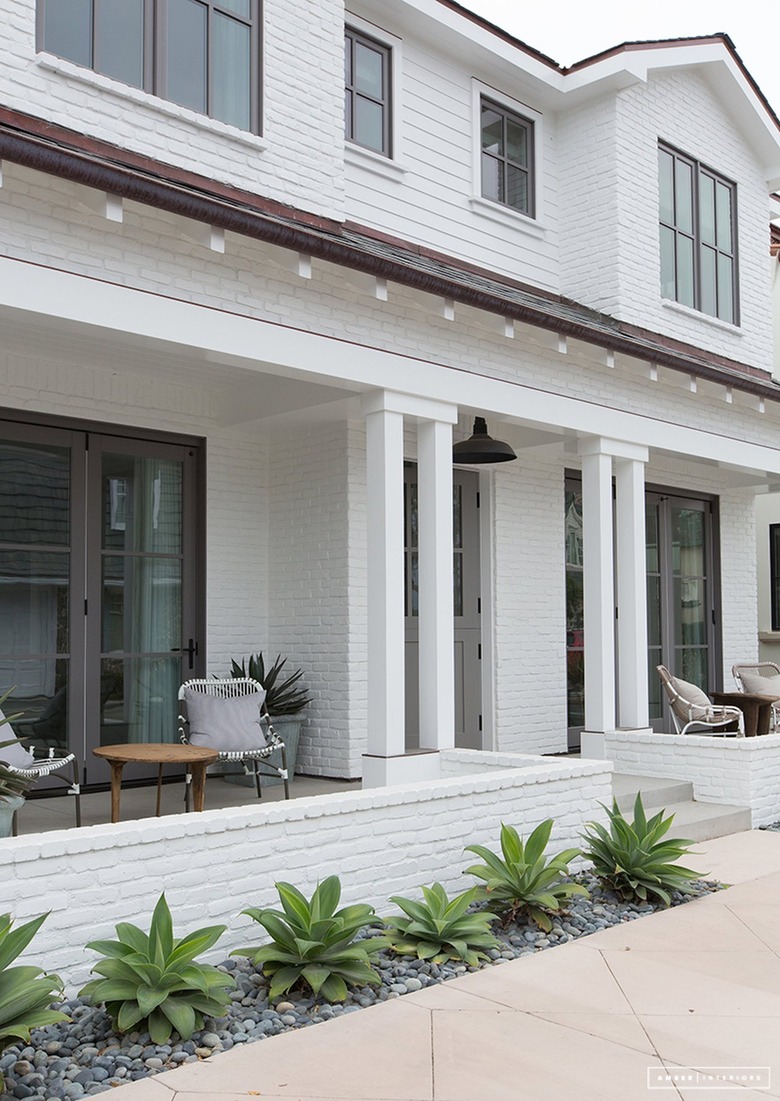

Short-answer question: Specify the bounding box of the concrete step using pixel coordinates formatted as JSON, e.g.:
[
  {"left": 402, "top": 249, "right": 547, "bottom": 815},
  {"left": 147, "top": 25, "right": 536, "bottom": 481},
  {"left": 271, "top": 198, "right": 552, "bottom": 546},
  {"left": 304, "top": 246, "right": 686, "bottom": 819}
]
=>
[{"left": 611, "top": 772, "right": 752, "bottom": 842}]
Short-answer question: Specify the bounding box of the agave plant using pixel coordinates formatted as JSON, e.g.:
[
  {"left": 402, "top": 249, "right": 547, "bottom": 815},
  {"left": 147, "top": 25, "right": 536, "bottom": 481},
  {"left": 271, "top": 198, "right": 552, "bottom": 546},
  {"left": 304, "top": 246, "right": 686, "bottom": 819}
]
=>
[
  {"left": 230, "top": 653, "right": 310, "bottom": 716},
  {"left": 0, "top": 912, "right": 67, "bottom": 1090},
  {"left": 384, "top": 883, "right": 500, "bottom": 967},
  {"left": 464, "top": 819, "right": 589, "bottom": 931},
  {"left": 581, "top": 794, "right": 703, "bottom": 907},
  {"left": 233, "top": 876, "right": 386, "bottom": 1002},
  {"left": 79, "top": 893, "right": 235, "bottom": 1043}
]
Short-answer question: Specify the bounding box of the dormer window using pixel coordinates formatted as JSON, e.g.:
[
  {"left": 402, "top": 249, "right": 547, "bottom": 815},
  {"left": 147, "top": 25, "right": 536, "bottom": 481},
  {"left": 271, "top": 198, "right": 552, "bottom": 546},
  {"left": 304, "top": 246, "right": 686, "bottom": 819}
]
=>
[
  {"left": 38, "top": 0, "right": 261, "bottom": 133},
  {"left": 658, "top": 142, "right": 738, "bottom": 324}
]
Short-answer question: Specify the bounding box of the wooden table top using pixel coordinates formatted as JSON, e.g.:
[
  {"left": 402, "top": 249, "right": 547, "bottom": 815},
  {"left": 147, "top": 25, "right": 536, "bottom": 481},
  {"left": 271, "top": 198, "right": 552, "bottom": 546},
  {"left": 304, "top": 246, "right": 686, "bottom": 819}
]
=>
[{"left": 93, "top": 743, "right": 220, "bottom": 765}]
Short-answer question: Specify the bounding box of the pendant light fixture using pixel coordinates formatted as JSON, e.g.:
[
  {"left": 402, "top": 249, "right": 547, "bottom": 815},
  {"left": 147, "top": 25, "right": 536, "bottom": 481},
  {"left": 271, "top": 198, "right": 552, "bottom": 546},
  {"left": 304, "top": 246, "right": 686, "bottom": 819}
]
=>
[{"left": 452, "top": 417, "right": 517, "bottom": 465}]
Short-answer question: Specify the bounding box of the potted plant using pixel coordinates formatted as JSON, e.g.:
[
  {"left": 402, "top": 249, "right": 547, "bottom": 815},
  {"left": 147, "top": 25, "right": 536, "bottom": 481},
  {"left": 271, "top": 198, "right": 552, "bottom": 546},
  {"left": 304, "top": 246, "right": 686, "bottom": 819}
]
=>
[
  {"left": 0, "top": 689, "right": 32, "bottom": 838},
  {"left": 228, "top": 653, "right": 311, "bottom": 786}
]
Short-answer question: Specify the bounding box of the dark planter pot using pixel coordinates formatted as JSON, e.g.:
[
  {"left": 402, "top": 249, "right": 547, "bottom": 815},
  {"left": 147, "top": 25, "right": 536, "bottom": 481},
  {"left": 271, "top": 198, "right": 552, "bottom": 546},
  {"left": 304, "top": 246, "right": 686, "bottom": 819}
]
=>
[{"left": 224, "top": 716, "right": 304, "bottom": 788}]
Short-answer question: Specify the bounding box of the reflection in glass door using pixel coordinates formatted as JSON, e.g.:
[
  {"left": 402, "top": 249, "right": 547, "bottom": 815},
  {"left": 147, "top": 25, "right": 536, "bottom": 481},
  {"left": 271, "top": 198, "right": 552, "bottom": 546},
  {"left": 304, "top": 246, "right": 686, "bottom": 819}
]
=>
[{"left": 0, "top": 418, "right": 202, "bottom": 787}]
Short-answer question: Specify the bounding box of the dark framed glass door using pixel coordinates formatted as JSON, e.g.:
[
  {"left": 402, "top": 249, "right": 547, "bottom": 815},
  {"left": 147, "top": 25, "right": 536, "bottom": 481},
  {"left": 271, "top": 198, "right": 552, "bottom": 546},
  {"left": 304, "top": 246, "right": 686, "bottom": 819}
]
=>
[{"left": 0, "top": 417, "right": 202, "bottom": 787}]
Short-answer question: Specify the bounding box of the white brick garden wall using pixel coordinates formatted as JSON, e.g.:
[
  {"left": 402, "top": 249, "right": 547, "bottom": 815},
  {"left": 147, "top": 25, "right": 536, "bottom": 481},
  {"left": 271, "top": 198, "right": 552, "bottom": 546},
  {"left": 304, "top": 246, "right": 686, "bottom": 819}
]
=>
[
  {"left": 606, "top": 729, "right": 780, "bottom": 826},
  {"left": 1, "top": 753, "right": 612, "bottom": 993}
]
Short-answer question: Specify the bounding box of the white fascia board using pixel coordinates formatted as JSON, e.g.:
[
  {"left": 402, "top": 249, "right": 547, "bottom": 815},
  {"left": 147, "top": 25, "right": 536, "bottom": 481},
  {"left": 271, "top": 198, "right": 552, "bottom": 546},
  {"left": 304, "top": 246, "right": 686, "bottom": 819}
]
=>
[{"left": 3, "top": 255, "right": 780, "bottom": 477}]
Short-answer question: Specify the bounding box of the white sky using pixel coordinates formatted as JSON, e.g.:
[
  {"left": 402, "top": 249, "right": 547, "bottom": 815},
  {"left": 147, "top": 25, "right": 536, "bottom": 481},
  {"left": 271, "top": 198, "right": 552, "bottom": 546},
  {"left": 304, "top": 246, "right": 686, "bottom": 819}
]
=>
[{"left": 463, "top": 1, "right": 780, "bottom": 116}]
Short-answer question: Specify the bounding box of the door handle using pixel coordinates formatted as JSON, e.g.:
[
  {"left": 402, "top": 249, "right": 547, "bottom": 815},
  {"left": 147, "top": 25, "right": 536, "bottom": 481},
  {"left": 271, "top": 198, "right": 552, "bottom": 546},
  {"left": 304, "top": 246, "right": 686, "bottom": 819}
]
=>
[{"left": 171, "top": 639, "right": 199, "bottom": 669}]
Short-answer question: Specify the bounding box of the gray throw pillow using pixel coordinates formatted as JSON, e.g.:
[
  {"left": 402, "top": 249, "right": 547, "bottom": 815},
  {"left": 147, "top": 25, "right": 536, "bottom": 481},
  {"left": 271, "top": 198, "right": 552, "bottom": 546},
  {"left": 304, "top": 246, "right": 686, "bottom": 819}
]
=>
[
  {"left": 739, "top": 670, "right": 780, "bottom": 696},
  {"left": 669, "top": 676, "right": 711, "bottom": 709},
  {"left": 184, "top": 689, "right": 269, "bottom": 752},
  {"left": 0, "top": 708, "right": 35, "bottom": 769}
]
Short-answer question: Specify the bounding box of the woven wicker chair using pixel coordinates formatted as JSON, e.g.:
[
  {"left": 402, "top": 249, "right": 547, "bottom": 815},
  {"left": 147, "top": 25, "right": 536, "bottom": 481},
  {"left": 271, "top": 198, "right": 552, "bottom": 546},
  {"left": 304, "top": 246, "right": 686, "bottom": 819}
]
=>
[
  {"left": 657, "top": 665, "right": 743, "bottom": 736},
  {"left": 178, "top": 677, "right": 290, "bottom": 804},
  {"left": 0, "top": 707, "right": 82, "bottom": 834},
  {"left": 732, "top": 661, "right": 780, "bottom": 731}
]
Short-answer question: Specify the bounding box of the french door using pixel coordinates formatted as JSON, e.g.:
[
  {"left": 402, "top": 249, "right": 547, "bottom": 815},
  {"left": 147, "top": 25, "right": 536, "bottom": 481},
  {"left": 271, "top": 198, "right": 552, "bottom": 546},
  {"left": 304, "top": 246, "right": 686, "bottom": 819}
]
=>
[
  {"left": 0, "top": 418, "right": 202, "bottom": 786},
  {"left": 403, "top": 464, "right": 482, "bottom": 749}
]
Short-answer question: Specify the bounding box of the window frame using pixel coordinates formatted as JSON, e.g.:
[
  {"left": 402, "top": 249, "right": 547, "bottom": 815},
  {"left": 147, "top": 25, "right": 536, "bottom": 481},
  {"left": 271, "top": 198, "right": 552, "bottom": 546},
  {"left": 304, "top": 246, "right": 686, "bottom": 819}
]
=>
[
  {"left": 479, "top": 95, "right": 535, "bottom": 219},
  {"left": 770, "top": 524, "right": 780, "bottom": 631},
  {"left": 344, "top": 24, "right": 392, "bottom": 159},
  {"left": 658, "top": 141, "right": 739, "bottom": 325},
  {"left": 37, "top": 0, "right": 262, "bottom": 135}
]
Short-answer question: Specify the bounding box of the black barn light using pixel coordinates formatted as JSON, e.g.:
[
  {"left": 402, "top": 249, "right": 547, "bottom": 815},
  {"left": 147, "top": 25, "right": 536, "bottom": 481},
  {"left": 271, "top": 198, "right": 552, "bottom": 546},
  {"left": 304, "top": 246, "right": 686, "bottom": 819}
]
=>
[{"left": 452, "top": 417, "right": 517, "bottom": 465}]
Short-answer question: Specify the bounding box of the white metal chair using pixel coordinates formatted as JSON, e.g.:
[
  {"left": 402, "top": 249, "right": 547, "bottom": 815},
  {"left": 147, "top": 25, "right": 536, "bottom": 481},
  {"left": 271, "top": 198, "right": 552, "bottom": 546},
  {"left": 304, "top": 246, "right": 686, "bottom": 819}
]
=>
[
  {"left": 732, "top": 661, "right": 780, "bottom": 732},
  {"left": 657, "top": 665, "right": 744, "bottom": 736},
  {"left": 0, "top": 707, "right": 82, "bottom": 834},
  {"left": 177, "top": 678, "right": 290, "bottom": 804}
]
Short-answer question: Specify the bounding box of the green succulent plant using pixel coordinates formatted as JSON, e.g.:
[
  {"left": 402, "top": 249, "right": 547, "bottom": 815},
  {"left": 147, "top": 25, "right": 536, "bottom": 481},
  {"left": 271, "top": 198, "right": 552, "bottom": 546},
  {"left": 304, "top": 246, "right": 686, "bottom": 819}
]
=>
[
  {"left": 581, "top": 794, "right": 703, "bottom": 907},
  {"left": 384, "top": 883, "right": 500, "bottom": 967},
  {"left": 79, "top": 893, "right": 235, "bottom": 1043},
  {"left": 233, "top": 876, "right": 386, "bottom": 1003},
  {"left": 464, "top": 819, "right": 589, "bottom": 932},
  {"left": 0, "top": 912, "right": 67, "bottom": 1091},
  {"left": 230, "top": 653, "right": 310, "bottom": 715}
]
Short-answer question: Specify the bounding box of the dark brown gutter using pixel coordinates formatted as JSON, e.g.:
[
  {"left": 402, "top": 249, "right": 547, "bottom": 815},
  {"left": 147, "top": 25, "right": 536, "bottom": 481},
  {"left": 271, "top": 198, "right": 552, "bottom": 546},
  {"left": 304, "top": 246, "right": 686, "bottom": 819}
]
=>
[{"left": 1, "top": 112, "right": 778, "bottom": 403}]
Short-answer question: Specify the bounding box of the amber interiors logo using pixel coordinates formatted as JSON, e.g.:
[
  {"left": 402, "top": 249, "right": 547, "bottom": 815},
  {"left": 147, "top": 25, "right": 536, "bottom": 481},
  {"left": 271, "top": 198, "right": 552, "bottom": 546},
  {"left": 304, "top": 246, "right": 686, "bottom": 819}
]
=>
[{"left": 647, "top": 1067, "right": 771, "bottom": 1090}]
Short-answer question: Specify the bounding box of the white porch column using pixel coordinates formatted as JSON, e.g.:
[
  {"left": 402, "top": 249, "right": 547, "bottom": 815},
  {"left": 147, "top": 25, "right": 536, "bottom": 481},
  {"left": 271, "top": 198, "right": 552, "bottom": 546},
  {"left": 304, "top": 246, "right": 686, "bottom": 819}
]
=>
[
  {"left": 417, "top": 415, "right": 457, "bottom": 750},
  {"left": 361, "top": 392, "right": 458, "bottom": 788},
  {"left": 615, "top": 451, "right": 650, "bottom": 729},
  {"left": 579, "top": 441, "right": 616, "bottom": 740},
  {"left": 363, "top": 396, "right": 406, "bottom": 766}
]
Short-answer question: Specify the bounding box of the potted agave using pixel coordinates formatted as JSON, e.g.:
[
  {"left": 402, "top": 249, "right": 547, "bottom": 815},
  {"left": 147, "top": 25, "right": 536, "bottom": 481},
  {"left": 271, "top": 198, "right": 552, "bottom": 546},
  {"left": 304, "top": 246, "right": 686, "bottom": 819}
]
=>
[
  {"left": 0, "top": 689, "right": 32, "bottom": 839},
  {"left": 228, "top": 653, "right": 311, "bottom": 786}
]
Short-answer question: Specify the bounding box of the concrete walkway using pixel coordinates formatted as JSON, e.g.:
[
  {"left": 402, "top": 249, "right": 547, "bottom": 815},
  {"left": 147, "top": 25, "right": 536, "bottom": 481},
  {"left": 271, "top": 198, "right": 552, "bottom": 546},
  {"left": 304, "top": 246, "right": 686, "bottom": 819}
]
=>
[{"left": 113, "top": 830, "right": 780, "bottom": 1101}]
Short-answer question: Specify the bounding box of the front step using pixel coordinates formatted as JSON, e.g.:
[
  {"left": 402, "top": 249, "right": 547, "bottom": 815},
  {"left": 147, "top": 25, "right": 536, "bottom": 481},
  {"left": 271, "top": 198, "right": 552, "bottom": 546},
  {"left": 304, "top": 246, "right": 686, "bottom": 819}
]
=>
[{"left": 612, "top": 772, "right": 752, "bottom": 842}]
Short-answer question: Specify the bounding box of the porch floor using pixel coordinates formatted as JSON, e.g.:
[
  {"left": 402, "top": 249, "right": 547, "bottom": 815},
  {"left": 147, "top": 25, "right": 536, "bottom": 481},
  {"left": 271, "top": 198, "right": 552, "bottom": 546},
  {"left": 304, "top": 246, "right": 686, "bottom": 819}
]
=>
[{"left": 14, "top": 774, "right": 359, "bottom": 835}]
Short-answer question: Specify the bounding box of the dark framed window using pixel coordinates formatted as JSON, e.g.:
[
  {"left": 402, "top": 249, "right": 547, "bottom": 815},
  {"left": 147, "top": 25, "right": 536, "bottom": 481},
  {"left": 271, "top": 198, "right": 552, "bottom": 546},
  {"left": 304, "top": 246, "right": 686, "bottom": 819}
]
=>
[
  {"left": 770, "top": 525, "right": 780, "bottom": 630},
  {"left": 658, "top": 142, "right": 738, "bottom": 324},
  {"left": 480, "top": 97, "right": 534, "bottom": 217},
  {"left": 38, "top": 0, "right": 261, "bottom": 133},
  {"left": 344, "top": 27, "right": 391, "bottom": 157}
]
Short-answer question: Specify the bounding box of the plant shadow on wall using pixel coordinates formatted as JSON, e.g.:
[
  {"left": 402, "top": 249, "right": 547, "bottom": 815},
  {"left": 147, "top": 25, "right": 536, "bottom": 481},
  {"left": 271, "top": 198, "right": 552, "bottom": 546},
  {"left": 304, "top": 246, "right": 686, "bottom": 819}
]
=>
[{"left": 228, "top": 653, "right": 311, "bottom": 786}]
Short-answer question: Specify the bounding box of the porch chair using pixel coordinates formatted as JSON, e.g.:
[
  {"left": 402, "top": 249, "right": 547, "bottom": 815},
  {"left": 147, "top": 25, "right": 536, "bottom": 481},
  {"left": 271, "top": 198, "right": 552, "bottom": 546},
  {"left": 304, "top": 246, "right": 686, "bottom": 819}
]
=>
[
  {"left": 732, "top": 661, "right": 780, "bottom": 731},
  {"left": 657, "top": 665, "right": 744, "bottom": 736},
  {"left": 0, "top": 707, "right": 82, "bottom": 835},
  {"left": 177, "top": 678, "right": 290, "bottom": 805}
]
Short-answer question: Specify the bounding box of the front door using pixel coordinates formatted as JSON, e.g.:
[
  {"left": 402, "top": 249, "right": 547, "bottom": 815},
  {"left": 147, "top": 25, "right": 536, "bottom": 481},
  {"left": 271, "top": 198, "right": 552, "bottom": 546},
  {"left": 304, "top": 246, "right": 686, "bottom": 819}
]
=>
[
  {"left": 403, "top": 464, "right": 482, "bottom": 749},
  {"left": 0, "top": 418, "right": 202, "bottom": 786}
]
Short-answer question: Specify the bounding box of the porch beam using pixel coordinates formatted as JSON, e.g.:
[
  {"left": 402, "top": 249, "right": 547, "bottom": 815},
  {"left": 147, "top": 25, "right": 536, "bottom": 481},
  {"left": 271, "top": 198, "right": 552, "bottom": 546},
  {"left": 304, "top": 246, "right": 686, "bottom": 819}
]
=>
[{"left": 417, "top": 416, "right": 456, "bottom": 750}]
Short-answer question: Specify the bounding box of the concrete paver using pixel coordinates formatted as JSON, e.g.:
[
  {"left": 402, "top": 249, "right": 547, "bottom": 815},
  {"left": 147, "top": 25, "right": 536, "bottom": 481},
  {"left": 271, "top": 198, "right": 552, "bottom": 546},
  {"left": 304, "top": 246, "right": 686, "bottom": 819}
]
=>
[{"left": 111, "top": 830, "right": 780, "bottom": 1101}]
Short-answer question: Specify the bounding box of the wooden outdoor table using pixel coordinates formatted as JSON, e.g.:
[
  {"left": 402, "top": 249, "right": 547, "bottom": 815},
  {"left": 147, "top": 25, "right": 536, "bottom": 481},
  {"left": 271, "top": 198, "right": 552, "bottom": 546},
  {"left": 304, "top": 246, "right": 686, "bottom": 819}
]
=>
[
  {"left": 92, "top": 743, "right": 220, "bottom": 823},
  {"left": 711, "top": 692, "right": 780, "bottom": 737}
]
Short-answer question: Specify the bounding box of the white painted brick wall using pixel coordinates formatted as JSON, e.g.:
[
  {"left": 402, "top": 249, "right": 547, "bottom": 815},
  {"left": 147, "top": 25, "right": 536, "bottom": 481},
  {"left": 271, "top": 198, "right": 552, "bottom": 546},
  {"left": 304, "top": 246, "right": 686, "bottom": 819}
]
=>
[
  {"left": 606, "top": 729, "right": 780, "bottom": 826},
  {"left": 1, "top": 754, "right": 612, "bottom": 992},
  {"left": 0, "top": 0, "right": 346, "bottom": 220}
]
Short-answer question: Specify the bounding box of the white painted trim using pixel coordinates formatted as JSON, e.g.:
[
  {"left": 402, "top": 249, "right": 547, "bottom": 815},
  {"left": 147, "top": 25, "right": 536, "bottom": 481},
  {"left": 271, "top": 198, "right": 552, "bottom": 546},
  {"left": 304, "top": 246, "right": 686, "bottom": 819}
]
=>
[
  {"left": 2, "top": 257, "right": 780, "bottom": 475},
  {"left": 578, "top": 437, "right": 649, "bottom": 463},
  {"left": 345, "top": 143, "right": 408, "bottom": 181},
  {"left": 661, "top": 297, "right": 744, "bottom": 337},
  {"left": 467, "top": 196, "right": 548, "bottom": 240},
  {"left": 471, "top": 78, "right": 545, "bottom": 227},
  {"left": 361, "top": 390, "right": 458, "bottom": 423}
]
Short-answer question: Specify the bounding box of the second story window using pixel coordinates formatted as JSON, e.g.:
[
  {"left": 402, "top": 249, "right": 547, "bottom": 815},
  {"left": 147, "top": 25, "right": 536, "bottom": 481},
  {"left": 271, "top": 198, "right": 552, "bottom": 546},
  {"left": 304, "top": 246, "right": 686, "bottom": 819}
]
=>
[
  {"left": 39, "top": 0, "right": 260, "bottom": 133},
  {"left": 480, "top": 98, "right": 534, "bottom": 217},
  {"left": 658, "top": 143, "right": 738, "bottom": 324},
  {"left": 344, "top": 27, "right": 391, "bottom": 157}
]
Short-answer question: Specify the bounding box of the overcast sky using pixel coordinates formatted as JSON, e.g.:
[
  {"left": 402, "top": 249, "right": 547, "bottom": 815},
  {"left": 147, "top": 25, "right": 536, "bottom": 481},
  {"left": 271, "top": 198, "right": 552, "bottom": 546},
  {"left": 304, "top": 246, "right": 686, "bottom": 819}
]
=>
[{"left": 463, "top": 1, "right": 780, "bottom": 116}]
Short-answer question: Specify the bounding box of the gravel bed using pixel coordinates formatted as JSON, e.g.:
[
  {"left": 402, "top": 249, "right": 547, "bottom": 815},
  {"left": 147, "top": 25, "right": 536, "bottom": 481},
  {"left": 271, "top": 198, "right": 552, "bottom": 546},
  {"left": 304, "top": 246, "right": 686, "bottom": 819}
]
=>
[
  {"left": 759, "top": 821, "right": 780, "bottom": 832},
  {"left": 0, "top": 873, "right": 724, "bottom": 1101}
]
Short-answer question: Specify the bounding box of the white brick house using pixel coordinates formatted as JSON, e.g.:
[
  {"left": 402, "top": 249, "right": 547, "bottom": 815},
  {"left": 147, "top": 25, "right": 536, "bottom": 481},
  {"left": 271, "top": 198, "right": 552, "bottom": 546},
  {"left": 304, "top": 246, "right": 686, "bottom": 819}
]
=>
[{"left": 1, "top": 0, "right": 780, "bottom": 794}]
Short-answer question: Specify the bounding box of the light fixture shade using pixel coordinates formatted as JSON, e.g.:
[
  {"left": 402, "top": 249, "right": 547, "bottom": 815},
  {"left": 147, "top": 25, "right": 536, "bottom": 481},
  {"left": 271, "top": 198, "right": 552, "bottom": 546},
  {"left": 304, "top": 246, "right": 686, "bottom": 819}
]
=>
[{"left": 452, "top": 417, "right": 517, "bottom": 465}]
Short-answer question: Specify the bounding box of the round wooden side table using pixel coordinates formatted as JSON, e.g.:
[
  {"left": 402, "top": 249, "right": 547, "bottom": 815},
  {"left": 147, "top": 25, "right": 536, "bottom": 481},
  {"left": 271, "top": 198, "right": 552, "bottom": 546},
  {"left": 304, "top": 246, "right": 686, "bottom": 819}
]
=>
[{"left": 92, "top": 743, "right": 220, "bottom": 823}]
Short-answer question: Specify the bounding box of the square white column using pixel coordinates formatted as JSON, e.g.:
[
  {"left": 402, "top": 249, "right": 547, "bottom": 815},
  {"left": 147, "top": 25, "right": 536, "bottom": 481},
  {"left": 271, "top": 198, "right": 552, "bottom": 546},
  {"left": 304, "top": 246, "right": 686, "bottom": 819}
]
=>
[
  {"left": 417, "top": 418, "right": 455, "bottom": 749},
  {"left": 580, "top": 447, "right": 616, "bottom": 734},
  {"left": 615, "top": 456, "right": 649, "bottom": 729},
  {"left": 364, "top": 403, "right": 405, "bottom": 759}
]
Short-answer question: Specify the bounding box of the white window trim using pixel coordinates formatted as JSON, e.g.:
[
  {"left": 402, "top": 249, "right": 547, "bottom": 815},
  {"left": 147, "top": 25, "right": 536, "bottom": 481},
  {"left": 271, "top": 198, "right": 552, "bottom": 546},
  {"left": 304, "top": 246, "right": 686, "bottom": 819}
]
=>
[
  {"left": 345, "top": 142, "right": 408, "bottom": 181},
  {"left": 471, "top": 79, "right": 544, "bottom": 227},
  {"left": 344, "top": 11, "right": 403, "bottom": 162},
  {"left": 661, "top": 297, "right": 743, "bottom": 336},
  {"left": 37, "top": 52, "right": 269, "bottom": 152}
]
